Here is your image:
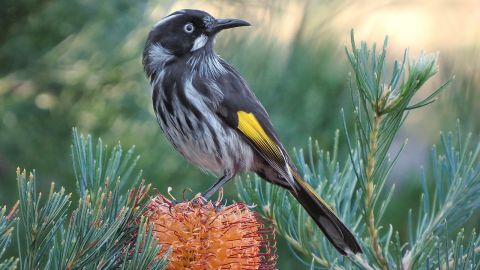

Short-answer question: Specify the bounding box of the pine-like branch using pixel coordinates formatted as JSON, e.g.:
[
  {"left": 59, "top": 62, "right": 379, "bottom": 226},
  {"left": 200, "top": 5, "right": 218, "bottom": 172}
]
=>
[
  {"left": 403, "top": 126, "right": 480, "bottom": 269},
  {"left": 423, "top": 227, "right": 479, "bottom": 270},
  {"left": 235, "top": 31, "right": 480, "bottom": 270},
  {"left": 0, "top": 204, "right": 18, "bottom": 270},
  {"left": 344, "top": 30, "right": 447, "bottom": 269},
  {"left": 9, "top": 129, "right": 170, "bottom": 270},
  {"left": 16, "top": 170, "right": 71, "bottom": 270}
]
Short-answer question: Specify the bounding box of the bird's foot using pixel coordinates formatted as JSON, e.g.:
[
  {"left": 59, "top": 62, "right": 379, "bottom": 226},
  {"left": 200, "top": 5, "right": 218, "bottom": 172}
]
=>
[{"left": 190, "top": 193, "right": 209, "bottom": 206}]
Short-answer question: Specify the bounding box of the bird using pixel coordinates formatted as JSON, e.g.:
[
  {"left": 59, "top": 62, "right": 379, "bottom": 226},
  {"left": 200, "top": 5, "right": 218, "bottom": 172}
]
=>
[{"left": 142, "top": 9, "right": 362, "bottom": 255}]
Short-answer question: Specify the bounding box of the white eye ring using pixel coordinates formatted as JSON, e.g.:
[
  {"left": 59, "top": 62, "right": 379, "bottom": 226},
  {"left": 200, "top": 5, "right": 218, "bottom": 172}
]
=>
[{"left": 184, "top": 23, "right": 194, "bottom": 33}]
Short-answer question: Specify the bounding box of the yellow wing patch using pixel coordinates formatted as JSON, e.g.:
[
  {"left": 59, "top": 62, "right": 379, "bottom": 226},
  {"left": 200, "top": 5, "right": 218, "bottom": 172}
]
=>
[
  {"left": 237, "top": 110, "right": 300, "bottom": 192},
  {"left": 237, "top": 111, "right": 283, "bottom": 161}
]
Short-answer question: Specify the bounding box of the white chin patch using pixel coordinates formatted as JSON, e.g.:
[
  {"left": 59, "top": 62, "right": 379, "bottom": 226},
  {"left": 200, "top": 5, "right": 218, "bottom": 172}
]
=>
[{"left": 191, "top": 34, "right": 208, "bottom": 51}]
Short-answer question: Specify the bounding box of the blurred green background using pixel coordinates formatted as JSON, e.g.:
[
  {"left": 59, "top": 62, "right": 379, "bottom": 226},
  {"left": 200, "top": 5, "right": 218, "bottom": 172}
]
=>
[{"left": 0, "top": 0, "right": 478, "bottom": 268}]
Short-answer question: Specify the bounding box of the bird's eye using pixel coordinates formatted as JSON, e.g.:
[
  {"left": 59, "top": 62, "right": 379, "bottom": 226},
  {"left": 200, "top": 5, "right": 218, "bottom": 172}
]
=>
[{"left": 184, "top": 23, "right": 194, "bottom": 33}]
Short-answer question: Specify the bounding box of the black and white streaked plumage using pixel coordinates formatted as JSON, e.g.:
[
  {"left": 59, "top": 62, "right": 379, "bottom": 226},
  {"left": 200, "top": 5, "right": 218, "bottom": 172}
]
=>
[{"left": 142, "top": 9, "right": 362, "bottom": 255}]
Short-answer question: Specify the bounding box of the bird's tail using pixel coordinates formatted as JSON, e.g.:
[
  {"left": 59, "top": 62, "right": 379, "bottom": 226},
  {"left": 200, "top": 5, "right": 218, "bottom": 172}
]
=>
[{"left": 289, "top": 169, "right": 362, "bottom": 255}]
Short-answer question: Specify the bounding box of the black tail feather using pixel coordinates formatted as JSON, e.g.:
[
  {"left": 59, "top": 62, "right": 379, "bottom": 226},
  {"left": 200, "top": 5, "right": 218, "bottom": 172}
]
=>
[{"left": 291, "top": 173, "right": 362, "bottom": 255}]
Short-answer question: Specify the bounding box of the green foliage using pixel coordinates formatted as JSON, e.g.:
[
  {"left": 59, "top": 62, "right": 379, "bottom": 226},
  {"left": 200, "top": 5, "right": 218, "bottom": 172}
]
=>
[
  {"left": 237, "top": 32, "right": 479, "bottom": 269},
  {"left": 71, "top": 128, "right": 141, "bottom": 206},
  {"left": 0, "top": 0, "right": 158, "bottom": 205},
  {"left": 0, "top": 206, "right": 17, "bottom": 270},
  {"left": 406, "top": 129, "right": 480, "bottom": 269},
  {"left": 424, "top": 227, "right": 479, "bottom": 270},
  {"left": 4, "top": 129, "right": 169, "bottom": 270},
  {"left": 16, "top": 171, "right": 71, "bottom": 269},
  {"left": 343, "top": 30, "right": 448, "bottom": 269}
]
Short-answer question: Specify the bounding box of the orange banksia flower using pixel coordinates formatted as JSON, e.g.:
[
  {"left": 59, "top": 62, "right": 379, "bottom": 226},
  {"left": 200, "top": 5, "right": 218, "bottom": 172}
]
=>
[{"left": 146, "top": 194, "right": 277, "bottom": 270}]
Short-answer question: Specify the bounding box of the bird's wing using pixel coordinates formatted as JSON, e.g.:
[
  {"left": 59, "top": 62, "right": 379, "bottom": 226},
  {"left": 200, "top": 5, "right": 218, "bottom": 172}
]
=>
[
  {"left": 211, "top": 65, "right": 297, "bottom": 190},
  {"left": 209, "top": 64, "right": 363, "bottom": 255}
]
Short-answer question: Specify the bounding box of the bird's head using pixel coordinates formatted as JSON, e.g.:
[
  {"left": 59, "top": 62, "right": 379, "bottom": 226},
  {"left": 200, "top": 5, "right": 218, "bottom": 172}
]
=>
[{"left": 145, "top": 9, "right": 250, "bottom": 57}]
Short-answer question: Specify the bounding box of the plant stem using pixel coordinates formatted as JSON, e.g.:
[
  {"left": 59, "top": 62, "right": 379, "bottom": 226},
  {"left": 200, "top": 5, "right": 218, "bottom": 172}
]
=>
[{"left": 365, "top": 113, "right": 388, "bottom": 270}]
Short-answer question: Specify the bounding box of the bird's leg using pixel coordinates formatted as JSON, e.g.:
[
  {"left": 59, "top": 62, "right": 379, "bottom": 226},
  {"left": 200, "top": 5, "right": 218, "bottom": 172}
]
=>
[{"left": 202, "top": 174, "right": 233, "bottom": 200}]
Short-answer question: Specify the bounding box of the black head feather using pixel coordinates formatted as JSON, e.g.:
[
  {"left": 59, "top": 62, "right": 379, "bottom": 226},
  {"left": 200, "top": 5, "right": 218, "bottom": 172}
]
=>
[
  {"left": 144, "top": 9, "right": 250, "bottom": 56},
  {"left": 145, "top": 10, "right": 213, "bottom": 56}
]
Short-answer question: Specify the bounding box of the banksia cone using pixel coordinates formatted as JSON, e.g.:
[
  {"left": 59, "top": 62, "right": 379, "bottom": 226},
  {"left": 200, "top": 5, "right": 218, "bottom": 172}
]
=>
[{"left": 146, "top": 195, "right": 277, "bottom": 270}]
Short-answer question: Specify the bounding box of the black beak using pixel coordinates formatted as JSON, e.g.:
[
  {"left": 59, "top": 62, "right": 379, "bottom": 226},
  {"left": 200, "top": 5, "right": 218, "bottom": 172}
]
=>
[{"left": 209, "top": 18, "right": 251, "bottom": 33}]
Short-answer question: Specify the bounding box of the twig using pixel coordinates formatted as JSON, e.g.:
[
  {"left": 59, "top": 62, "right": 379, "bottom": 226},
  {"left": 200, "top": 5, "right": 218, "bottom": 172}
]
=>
[{"left": 365, "top": 113, "right": 388, "bottom": 270}]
